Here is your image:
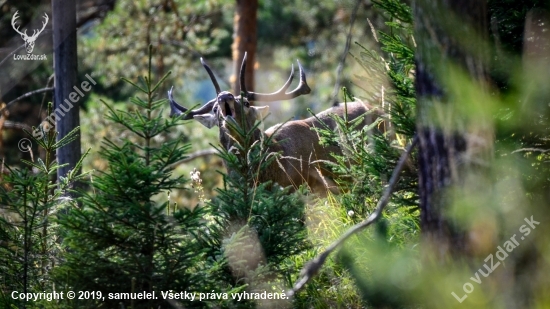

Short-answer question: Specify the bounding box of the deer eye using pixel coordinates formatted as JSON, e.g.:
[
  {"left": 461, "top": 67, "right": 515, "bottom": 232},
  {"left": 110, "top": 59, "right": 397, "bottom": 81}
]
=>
[{"left": 243, "top": 99, "right": 250, "bottom": 108}]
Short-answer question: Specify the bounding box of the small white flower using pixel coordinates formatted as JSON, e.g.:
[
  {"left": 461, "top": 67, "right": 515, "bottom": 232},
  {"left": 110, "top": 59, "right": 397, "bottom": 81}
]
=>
[
  {"left": 190, "top": 168, "right": 202, "bottom": 184},
  {"left": 347, "top": 210, "right": 354, "bottom": 217},
  {"left": 189, "top": 168, "right": 201, "bottom": 182}
]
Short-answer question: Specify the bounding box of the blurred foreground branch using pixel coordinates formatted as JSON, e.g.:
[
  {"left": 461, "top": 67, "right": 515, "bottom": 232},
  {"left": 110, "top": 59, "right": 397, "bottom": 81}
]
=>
[
  {"left": 511, "top": 148, "right": 550, "bottom": 154},
  {"left": 287, "top": 135, "right": 419, "bottom": 298}
]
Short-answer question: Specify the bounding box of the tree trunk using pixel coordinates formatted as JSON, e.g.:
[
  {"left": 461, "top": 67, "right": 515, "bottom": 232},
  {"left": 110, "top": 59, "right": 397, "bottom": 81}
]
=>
[
  {"left": 52, "top": 0, "right": 80, "bottom": 181},
  {"left": 414, "top": 0, "right": 490, "bottom": 256},
  {"left": 231, "top": 0, "right": 258, "bottom": 95}
]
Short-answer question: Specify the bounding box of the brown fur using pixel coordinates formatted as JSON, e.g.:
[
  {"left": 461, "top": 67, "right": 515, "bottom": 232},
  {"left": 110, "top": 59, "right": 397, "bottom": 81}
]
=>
[{"left": 215, "top": 94, "right": 382, "bottom": 194}]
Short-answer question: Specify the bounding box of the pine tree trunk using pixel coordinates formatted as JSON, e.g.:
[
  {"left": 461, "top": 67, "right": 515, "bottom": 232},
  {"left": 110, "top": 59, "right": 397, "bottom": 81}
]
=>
[
  {"left": 52, "top": 0, "right": 80, "bottom": 181},
  {"left": 414, "top": 0, "right": 490, "bottom": 256},
  {"left": 231, "top": 0, "right": 258, "bottom": 95}
]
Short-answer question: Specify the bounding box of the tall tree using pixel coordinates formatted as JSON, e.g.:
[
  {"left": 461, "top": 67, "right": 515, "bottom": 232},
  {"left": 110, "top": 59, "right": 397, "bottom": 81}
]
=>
[
  {"left": 231, "top": 0, "right": 258, "bottom": 94},
  {"left": 414, "top": 0, "right": 490, "bottom": 255},
  {"left": 52, "top": 0, "right": 80, "bottom": 181}
]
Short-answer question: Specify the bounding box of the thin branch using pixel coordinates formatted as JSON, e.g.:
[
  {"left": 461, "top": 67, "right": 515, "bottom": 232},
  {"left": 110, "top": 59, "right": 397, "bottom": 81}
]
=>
[
  {"left": 511, "top": 147, "right": 550, "bottom": 154},
  {"left": 168, "top": 148, "right": 218, "bottom": 169},
  {"left": 330, "top": 0, "right": 363, "bottom": 105},
  {"left": 0, "top": 87, "right": 54, "bottom": 114},
  {"left": 286, "top": 135, "right": 419, "bottom": 298},
  {"left": 3, "top": 121, "right": 32, "bottom": 131},
  {"left": 0, "top": 44, "right": 25, "bottom": 68},
  {"left": 39, "top": 74, "right": 55, "bottom": 117}
]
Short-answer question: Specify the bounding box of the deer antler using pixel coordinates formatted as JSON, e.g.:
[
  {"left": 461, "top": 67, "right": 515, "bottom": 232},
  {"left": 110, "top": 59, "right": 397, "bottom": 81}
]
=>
[
  {"left": 29, "top": 13, "right": 49, "bottom": 40},
  {"left": 169, "top": 58, "right": 223, "bottom": 119},
  {"left": 168, "top": 86, "right": 216, "bottom": 119},
  {"left": 11, "top": 11, "right": 48, "bottom": 40},
  {"left": 239, "top": 52, "right": 311, "bottom": 102},
  {"left": 200, "top": 58, "right": 221, "bottom": 95},
  {"left": 11, "top": 11, "right": 27, "bottom": 38}
]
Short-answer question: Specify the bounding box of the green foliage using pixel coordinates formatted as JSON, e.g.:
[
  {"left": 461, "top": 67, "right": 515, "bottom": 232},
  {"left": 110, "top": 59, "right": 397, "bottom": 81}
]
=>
[
  {"left": 340, "top": 0, "right": 419, "bottom": 305},
  {"left": 489, "top": 0, "right": 550, "bottom": 201},
  {"left": 79, "top": 0, "right": 232, "bottom": 92},
  {"left": 352, "top": 2, "right": 416, "bottom": 136},
  {"left": 304, "top": 0, "right": 419, "bottom": 307},
  {"left": 317, "top": 0, "right": 417, "bottom": 218},
  {"left": 54, "top": 47, "right": 232, "bottom": 309},
  {"left": 4, "top": 1, "right": 550, "bottom": 308},
  {"left": 0, "top": 106, "right": 87, "bottom": 309},
  {"left": 209, "top": 98, "right": 310, "bottom": 307}
]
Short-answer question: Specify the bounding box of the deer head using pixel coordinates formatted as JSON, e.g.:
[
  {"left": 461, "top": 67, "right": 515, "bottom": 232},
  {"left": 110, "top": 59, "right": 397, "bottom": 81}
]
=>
[
  {"left": 169, "top": 52, "right": 311, "bottom": 133},
  {"left": 11, "top": 11, "right": 49, "bottom": 54}
]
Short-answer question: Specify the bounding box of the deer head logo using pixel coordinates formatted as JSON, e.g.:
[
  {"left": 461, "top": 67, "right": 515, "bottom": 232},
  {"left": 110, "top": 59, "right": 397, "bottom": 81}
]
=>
[{"left": 11, "top": 11, "right": 49, "bottom": 54}]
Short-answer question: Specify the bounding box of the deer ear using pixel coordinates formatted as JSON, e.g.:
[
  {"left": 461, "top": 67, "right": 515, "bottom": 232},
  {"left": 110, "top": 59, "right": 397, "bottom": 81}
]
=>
[
  {"left": 193, "top": 114, "right": 217, "bottom": 129},
  {"left": 252, "top": 106, "right": 269, "bottom": 120}
]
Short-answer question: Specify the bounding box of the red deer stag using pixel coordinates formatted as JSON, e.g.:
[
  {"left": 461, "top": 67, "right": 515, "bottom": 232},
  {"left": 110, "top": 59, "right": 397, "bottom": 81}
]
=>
[{"left": 169, "top": 53, "right": 382, "bottom": 194}]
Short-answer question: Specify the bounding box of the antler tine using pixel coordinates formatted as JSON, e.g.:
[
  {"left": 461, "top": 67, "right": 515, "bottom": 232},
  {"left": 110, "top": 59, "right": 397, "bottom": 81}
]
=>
[
  {"left": 246, "top": 60, "right": 310, "bottom": 102},
  {"left": 11, "top": 11, "right": 26, "bottom": 36},
  {"left": 30, "top": 13, "right": 48, "bottom": 39},
  {"left": 280, "top": 64, "right": 295, "bottom": 93},
  {"left": 168, "top": 86, "right": 216, "bottom": 119},
  {"left": 200, "top": 57, "right": 221, "bottom": 95},
  {"left": 240, "top": 52, "right": 295, "bottom": 99},
  {"left": 168, "top": 86, "right": 189, "bottom": 118},
  {"left": 40, "top": 13, "right": 48, "bottom": 31}
]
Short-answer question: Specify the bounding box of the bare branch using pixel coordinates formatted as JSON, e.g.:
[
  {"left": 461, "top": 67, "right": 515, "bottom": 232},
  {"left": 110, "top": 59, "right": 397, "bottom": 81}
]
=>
[
  {"left": 286, "top": 135, "right": 419, "bottom": 298},
  {"left": 0, "top": 44, "right": 26, "bottom": 67},
  {"left": 2, "top": 121, "right": 32, "bottom": 131},
  {"left": 0, "top": 87, "right": 54, "bottom": 114},
  {"left": 168, "top": 148, "right": 218, "bottom": 169},
  {"left": 38, "top": 74, "right": 55, "bottom": 117},
  {"left": 330, "top": 0, "right": 363, "bottom": 105}
]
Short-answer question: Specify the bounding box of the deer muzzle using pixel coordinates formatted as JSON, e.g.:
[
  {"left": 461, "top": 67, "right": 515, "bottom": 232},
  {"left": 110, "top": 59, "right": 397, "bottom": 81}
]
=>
[{"left": 218, "top": 91, "right": 235, "bottom": 118}]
